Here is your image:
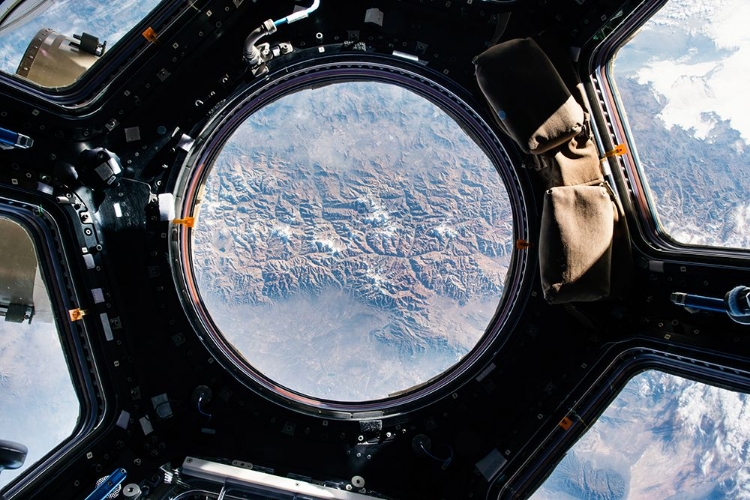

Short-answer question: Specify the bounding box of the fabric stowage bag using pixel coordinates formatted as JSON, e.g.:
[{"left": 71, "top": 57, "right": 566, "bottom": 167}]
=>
[
  {"left": 474, "top": 36, "right": 631, "bottom": 303},
  {"left": 539, "top": 183, "right": 615, "bottom": 303},
  {"left": 474, "top": 37, "right": 585, "bottom": 155}
]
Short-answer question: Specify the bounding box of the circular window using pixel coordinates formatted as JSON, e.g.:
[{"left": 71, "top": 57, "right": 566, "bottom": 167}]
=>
[{"left": 176, "top": 60, "right": 528, "bottom": 408}]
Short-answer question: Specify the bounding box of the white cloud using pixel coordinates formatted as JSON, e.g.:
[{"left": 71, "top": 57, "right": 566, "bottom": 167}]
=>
[
  {"left": 635, "top": 0, "right": 750, "bottom": 141},
  {"left": 271, "top": 224, "right": 293, "bottom": 243},
  {"left": 431, "top": 224, "right": 457, "bottom": 240},
  {"left": 313, "top": 238, "right": 341, "bottom": 254}
]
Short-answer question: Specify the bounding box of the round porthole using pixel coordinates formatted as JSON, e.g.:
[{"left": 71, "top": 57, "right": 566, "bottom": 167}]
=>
[{"left": 173, "top": 57, "right": 530, "bottom": 412}]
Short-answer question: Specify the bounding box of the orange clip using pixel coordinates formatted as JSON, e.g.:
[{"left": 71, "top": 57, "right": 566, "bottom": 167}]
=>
[
  {"left": 69, "top": 308, "right": 88, "bottom": 322},
  {"left": 601, "top": 143, "right": 627, "bottom": 159},
  {"left": 142, "top": 27, "right": 159, "bottom": 43},
  {"left": 559, "top": 416, "right": 573, "bottom": 430},
  {"left": 173, "top": 217, "right": 195, "bottom": 228},
  {"left": 516, "top": 239, "right": 532, "bottom": 250}
]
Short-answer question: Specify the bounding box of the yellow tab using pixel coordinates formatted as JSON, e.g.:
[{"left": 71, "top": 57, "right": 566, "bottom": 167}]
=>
[
  {"left": 69, "top": 308, "right": 87, "bottom": 322},
  {"left": 142, "top": 27, "right": 158, "bottom": 43},
  {"left": 173, "top": 217, "right": 195, "bottom": 228},
  {"left": 601, "top": 143, "right": 627, "bottom": 159}
]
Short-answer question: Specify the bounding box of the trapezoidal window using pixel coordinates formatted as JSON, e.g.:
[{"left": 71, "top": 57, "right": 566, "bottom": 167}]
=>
[
  {"left": 0, "top": 216, "right": 80, "bottom": 490},
  {"left": 531, "top": 370, "right": 750, "bottom": 499},
  {"left": 0, "top": 0, "right": 163, "bottom": 87},
  {"left": 182, "top": 72, "right": 526, "bottom": 405},
  {"left": 609, "top": 0, "right": 750, "bottom": 249}
]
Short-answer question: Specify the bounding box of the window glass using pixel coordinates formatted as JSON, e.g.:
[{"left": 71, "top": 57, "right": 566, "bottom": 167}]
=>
[
  {"left": 532, "top": 370, "right": 750, "bottom": 499},
  {"left": 613, "top": 0, "right": 750, "bottom": 248},
  {"left": 0, "top": 0, "right": 162, "bottom": 87},
  {"left": 192, "top": 81, "right": 514, "bottom": 402},
  {"left": 0, "top": 217, "right": 80, "bottom": 489}
]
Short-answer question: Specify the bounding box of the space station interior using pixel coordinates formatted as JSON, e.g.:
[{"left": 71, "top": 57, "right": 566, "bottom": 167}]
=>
[{"left": 0, "top": 0, "right": 749, "bottom": 499}]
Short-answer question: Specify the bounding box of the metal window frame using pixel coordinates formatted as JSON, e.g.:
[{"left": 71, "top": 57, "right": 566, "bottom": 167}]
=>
[
  {"left": 497, "top": 344, "right": 750, "bottom": 498},
  {"left": 0, "top": 0, "right": 183, "bottom": 107},
  {"left": 169, "top": 51, "right": 535, "bottom": 419},
  {"left": 0, "top": 198, "right": 103, "bottom": 498},
  {"left": 588, "top": 0, "right": 750, "bottom": 260}
]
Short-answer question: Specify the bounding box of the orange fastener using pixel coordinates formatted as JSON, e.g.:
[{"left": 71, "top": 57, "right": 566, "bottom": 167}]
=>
[
  {"left": 173, "top": 217, "right": 195, "bottom": 228},
  {"left": 69, "top": 308, "right": 87, "bottom": 322},
  {"left": 559, "top": 416, "right": 573, "bottom": 430},
  {"left": 142, "top": 27, "right": 158, "bottom": 43},
  {"left": 601, "top": 143, "right": 627, "bottom": 159}
]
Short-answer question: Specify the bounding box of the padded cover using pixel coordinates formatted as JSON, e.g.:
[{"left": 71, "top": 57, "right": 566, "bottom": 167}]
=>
[
  {"left": 540, "top": 184, "right": 614, "bottom": 302},
  {"left": 475, "top": 38, "right": 585, "bottom": 154}
]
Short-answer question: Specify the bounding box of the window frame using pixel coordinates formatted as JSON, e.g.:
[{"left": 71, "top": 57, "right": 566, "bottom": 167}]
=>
[
  {"left": 169, "top": 50, "right": 535, "bottom": 418},
  {"left": 0, "top": 198, "right": 102, "bottom": 498},
  {"left": 496, "top": 345, "right": 750, "bottom": 498},
  {"left": 0, "top": 0, "right": 182, "bottom": 107},
  {"left": 589, "top": 0, "right": 750, "bottom": 259}
]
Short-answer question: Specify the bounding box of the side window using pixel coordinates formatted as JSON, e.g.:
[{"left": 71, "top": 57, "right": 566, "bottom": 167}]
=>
[
  {"left": 531, "top": 370, "right": 750, "bottom": 498},
  {"left": 0, "top": 0, "right": 163, "bottom": 87},
  {"left": 611, "top": 0, "right": 750, "bottom": 249},
  {"left": 0, "top": 217, "right": 80, "bottom": 489}
]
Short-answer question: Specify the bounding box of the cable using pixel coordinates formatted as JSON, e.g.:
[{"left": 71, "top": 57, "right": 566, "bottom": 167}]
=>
[
  {"left": 197, "top": 395, "right": 213, "bottom": 423},
  {"left": 273, "top": 0, "right": 320, "bottom": 27},
  {"left": 567, "top": 410, "right": 592, "bottom": 433},
  {"left": 171, "top": 489, "right": 219, "bottom": 500},
  {"left": 420, "top": 443, "right": 453, "bottom": 470}
]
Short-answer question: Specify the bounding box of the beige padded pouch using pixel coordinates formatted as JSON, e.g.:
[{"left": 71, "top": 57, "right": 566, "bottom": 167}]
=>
[
  {"left": 474, "top": 38, "right": 586, "bottom": 155},
  {"left": 540, "top": 183, "right": 614, "bottom": 303}
]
